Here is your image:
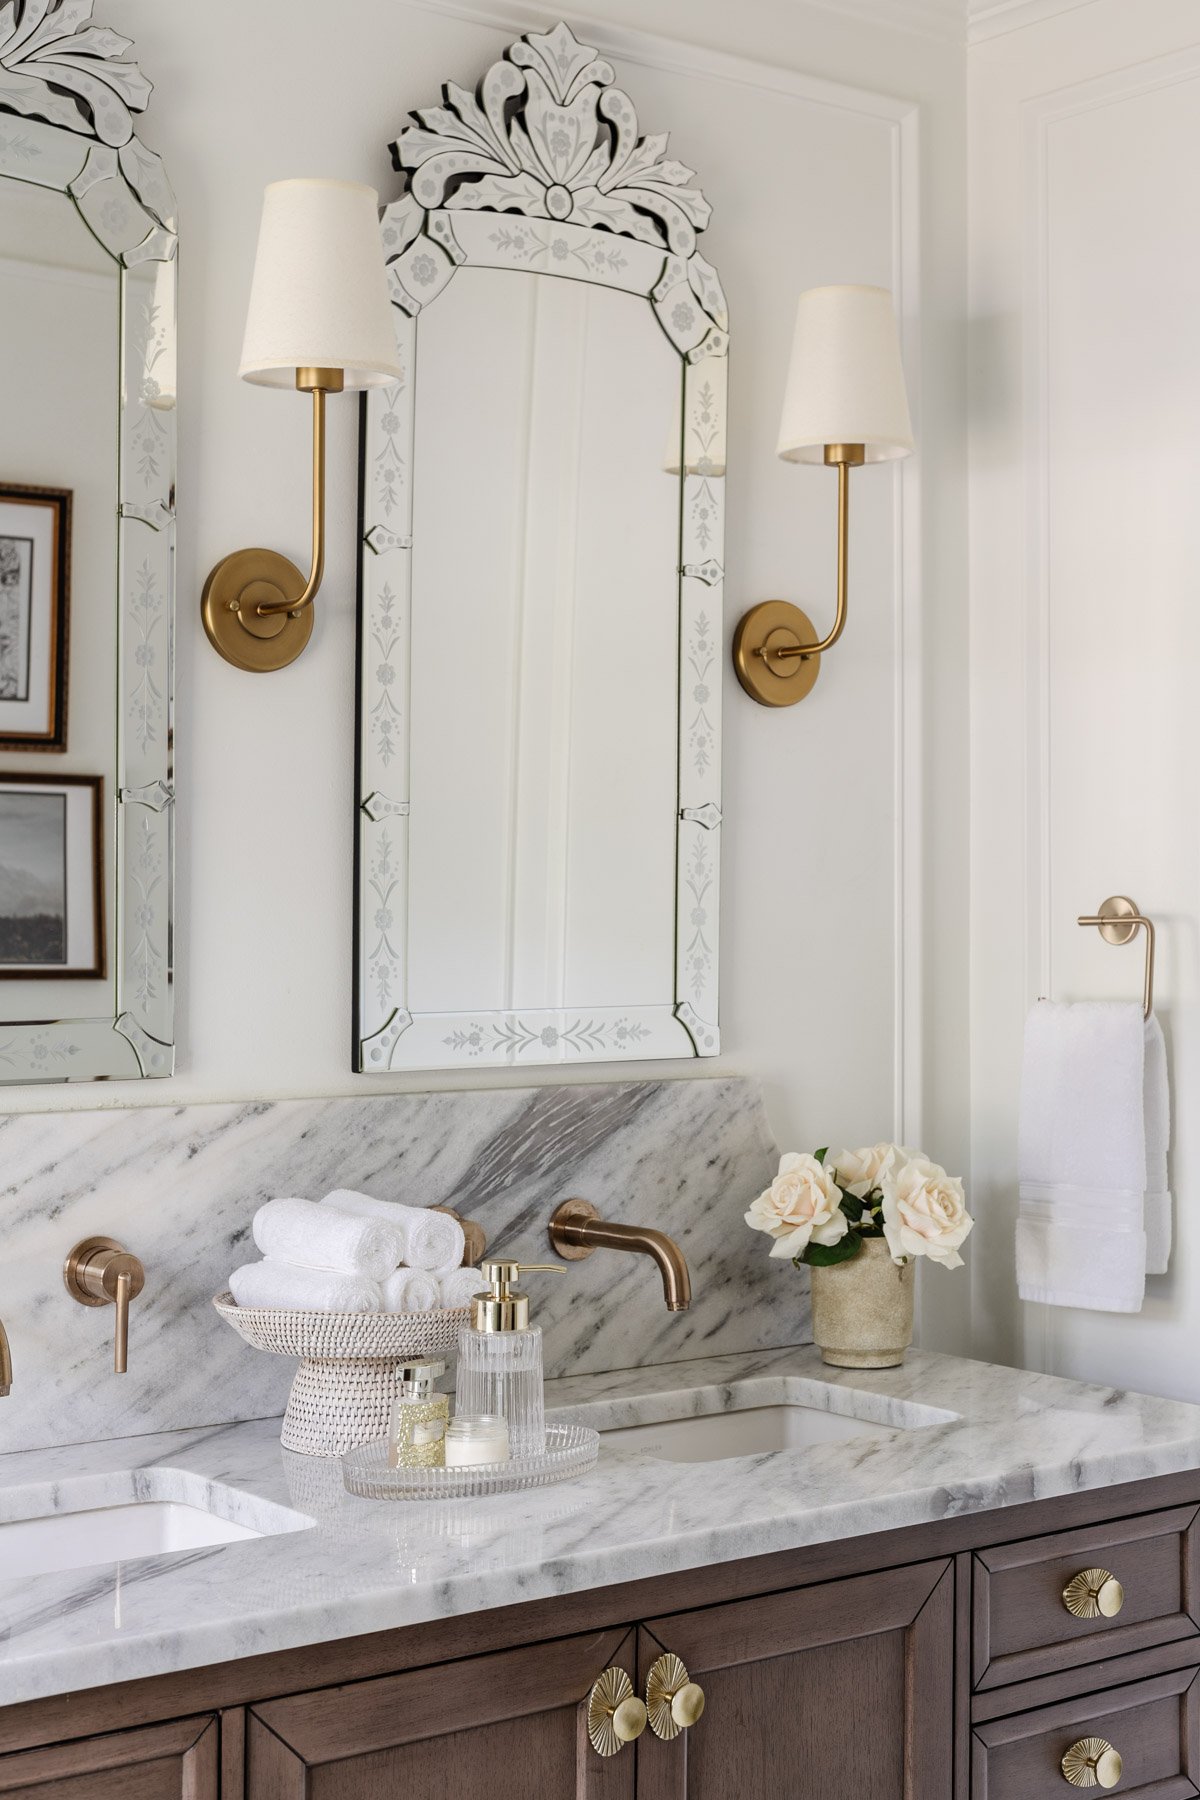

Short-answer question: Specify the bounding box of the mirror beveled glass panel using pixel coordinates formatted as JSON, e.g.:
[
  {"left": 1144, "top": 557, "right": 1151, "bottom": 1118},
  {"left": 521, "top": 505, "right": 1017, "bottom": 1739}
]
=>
[
  {"left": 355, "top": 23, "right": 726, "bottom": 1072},
  {"left": 0, "top": 2, "right": 175, "bottom": 1084}
]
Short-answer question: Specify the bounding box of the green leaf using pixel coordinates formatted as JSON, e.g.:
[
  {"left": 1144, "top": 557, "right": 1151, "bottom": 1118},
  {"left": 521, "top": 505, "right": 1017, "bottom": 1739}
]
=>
[
  {"left": 800, "top": 1234, "right": 863, "bottom": 1268},
  {"left": 814, "top": 1146, "right": 828, "bottom": 1165},
  {"left": 839, "top": 1193, "right": 865, "bottom": 1223}
]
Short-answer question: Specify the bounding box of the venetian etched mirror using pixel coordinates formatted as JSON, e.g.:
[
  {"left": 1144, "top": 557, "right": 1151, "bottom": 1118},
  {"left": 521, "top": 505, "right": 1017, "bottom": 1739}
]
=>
[
  {"left": 0, "top": 2, "right": 175, "bottom": 1083},
  {"left": 355, "top": 23, "right": 726, "bottom": 1072}
]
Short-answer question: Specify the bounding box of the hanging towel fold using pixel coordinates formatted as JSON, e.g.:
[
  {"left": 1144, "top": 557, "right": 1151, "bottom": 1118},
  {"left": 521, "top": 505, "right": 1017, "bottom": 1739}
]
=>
[
  {"left": 1144, "top": 1015, "right": 1173, "bottom": 1276},
  {"left": 380, "top": 1267, "right": 441, "bottom": 1313},
  {"left": 229, "top": 1260, "right": 382, "bottom": 1313},
  {"left": 252, "top": 1196, "right": 403, "bottom": 1282},
  {"left": 322, "top": 1190, "right": 465, "bottom": 1274},
  {"left": 439, "top": 1265, "right": 485, "bottom": 1310},
  {"left": 1017, "top": 1000, "right": 1171, "bottom": 1313}
]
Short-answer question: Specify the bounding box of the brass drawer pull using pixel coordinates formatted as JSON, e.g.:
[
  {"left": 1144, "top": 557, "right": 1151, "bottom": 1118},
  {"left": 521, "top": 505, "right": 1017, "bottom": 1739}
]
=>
[
  {"left": 586, "top": 1667, "right": 647, "bottom": 1756},
  {"left": 646, "top": 1652, "right": 706, "bottom": 1740},
  {"left": 1062, "top": 1568, "right": 1125, "bottom": 1620},
  {"left": 1062, "top": 1738, "right": 1123, "bottom": 1789}
]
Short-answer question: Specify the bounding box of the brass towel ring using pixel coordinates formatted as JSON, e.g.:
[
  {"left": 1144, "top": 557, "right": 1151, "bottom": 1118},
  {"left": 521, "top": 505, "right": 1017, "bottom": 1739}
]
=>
[{"left": 1076, "top": 896, "right": 1155, "bottom": 1020}]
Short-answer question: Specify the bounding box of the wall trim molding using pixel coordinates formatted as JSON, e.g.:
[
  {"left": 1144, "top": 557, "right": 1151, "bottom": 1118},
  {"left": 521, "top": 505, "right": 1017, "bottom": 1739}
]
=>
[{"left": 969, "top": 0, "right": 1097, "bottom": 45}]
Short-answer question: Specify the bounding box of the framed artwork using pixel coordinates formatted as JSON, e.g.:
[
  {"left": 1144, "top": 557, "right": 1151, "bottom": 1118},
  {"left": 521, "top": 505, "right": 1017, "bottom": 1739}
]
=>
[
  {"left": 0, "top": 484, "right": 71, "bottom": 752},
  {"left": 0, "top": 774, "right": 104, "bottom": 979}
]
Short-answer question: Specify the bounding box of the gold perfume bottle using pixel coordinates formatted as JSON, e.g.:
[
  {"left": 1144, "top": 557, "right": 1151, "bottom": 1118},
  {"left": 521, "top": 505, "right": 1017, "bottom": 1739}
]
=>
[{"left": 388, "top": 1358, "right": 449, "bottom": 1468}]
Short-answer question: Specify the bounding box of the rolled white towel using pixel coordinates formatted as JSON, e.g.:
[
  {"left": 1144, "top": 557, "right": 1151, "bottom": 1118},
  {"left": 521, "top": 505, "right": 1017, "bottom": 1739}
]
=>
[
  {"left": 380, "top": 1267, "right": 441, "bottom": 1313},
  {"left": 322, "top": 1190, "right": 465, "bottom": 1274},
  {"left": 439, "top": 1265, "right": 485, "bottom": 1310},
  {"left": 252, "top": 1196, "right": 403, "bottom": 1282},
  {"left": 229, "top": 1260, "right": 382, "bottom": 1313}
]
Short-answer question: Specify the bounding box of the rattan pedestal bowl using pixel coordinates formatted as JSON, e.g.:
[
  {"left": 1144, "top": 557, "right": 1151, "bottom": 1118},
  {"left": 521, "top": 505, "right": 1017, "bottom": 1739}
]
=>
[{"left": 213, "top": 1293, "right": 468, "bottom": 1457}]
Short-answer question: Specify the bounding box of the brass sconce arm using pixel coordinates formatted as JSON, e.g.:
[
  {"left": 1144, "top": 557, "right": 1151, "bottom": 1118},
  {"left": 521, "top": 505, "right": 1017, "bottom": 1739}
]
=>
[
  {"left": 201, "top": 367, "right": 342, "bottom": 671},
  {"left": 732, "top": 443, "right": 865, "bottom": 705}
]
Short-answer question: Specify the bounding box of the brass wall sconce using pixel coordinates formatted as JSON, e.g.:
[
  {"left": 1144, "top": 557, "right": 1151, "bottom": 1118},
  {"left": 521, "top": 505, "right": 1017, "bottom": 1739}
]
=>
[
  {"left": 203, "top": 179, "right": 402, "bottom": 673},
  {"left": 732, "top": 284, "right": 914, "bottom": 707}
]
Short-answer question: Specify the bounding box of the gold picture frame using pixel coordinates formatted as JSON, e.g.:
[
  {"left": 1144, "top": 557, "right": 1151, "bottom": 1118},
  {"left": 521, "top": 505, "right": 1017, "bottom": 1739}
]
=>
[{"left": 0, "top": 483, "right": 71, "bottom": 752}]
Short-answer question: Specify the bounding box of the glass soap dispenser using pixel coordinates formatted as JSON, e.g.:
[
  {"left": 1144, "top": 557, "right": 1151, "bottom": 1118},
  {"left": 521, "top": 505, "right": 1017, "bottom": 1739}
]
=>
[{"left": 455, "top": 1259, "right": 561, "bottom": 1457}]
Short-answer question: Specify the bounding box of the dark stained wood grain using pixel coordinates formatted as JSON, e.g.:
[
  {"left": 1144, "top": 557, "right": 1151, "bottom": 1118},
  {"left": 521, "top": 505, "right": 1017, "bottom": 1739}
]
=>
[
  {"left": 637, "top": 1560, "right": 953, "bottom": 1800},
  {"left": 974, "top": 1505, "right": 1200, "bottom": 1689},
  {"left": 971, "top": 1666, "right": 1200, "bottom": 1799},
  {"left": 219, "top": 1709, "right": 245, "bottom": 1800},
  {"left": 249, "top": 1628, "right": 637, "bottom": 1800},
  {"left": 0, "top": 1715, "right": 216, "bottom": 1799}
]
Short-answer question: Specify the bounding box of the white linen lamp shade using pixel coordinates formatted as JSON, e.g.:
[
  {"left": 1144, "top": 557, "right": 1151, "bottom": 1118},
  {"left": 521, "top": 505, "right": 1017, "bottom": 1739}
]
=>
[
  {"left": 239, "top": 178, "right": 402, "bottom": 389},
  {"left": 776, "top": 284, "right": 913, "bottom": 466}
]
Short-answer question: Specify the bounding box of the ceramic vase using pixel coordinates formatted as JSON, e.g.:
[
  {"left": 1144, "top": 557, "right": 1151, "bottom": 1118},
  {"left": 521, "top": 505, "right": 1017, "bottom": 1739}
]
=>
[{"left": 809, "top": 1237, "right": 914, "bottom": 1368}]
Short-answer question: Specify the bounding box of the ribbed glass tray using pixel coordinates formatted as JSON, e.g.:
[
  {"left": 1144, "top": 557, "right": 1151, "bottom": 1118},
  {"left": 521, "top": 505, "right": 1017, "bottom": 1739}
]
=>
[{"left": 342, "top": 1423, "right": 599, "bottom": 1500}]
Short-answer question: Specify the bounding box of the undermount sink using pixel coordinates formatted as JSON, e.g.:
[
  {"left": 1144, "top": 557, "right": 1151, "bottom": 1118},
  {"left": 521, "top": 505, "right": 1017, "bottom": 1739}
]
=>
[
  {"left": 583, "top": 1377, "right": 958, "bottom": 1464},
  {"left": 0, "top": 1479, "right": 313, "bottom": 1580}
]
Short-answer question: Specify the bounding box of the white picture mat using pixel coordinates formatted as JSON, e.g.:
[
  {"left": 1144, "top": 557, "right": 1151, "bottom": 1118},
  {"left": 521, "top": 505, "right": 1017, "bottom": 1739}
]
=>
[
  {"left": 0, "top": 780, "right": 99, "bottom": 972},
  {"left": 0, "top": 497, "right": 56, "bottom": 736}
]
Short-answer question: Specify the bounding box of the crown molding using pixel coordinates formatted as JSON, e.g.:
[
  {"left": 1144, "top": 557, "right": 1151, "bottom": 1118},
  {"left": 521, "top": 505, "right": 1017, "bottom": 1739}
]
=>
[
  {"left": 968, "top": 0, "right": 1097, "bottom": 43},
  {"left": 797, "top": 0, "right": 965, "bottom": 44}
]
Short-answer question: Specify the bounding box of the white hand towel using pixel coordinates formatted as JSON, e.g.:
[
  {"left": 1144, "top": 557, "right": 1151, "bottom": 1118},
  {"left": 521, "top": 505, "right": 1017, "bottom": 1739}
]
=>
[
  {"left": 380, "top": 1267, "right": 441, "bottom": 1313},
  {"left": 252, "top": 1196, "right": 403, "bottom": 1282},
  {"left": 322, "top": 1190, "right": 465, "bottom": 1274},
  {"left": 229, "top": 1260, "right": 382, "bottom": 1313},
  {"left": 440, "top": 1265, "right": 485, "bottom": 1310},
  {"left": 1017, "top": 1000, "right": 1151, "bottom": 1312},
  {"left": 1144, "top": 1015, "right": 1173, "bottom": 1275}
]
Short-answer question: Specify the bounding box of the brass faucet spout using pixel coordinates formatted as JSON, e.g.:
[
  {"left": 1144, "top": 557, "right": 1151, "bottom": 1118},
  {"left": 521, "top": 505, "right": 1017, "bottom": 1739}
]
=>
[
  {"left": 0, "top": 1318, "right": 11, "bottom": 1396},
  {"left": 548, "top": 1200, "right": 691, "bottom": 1311}
]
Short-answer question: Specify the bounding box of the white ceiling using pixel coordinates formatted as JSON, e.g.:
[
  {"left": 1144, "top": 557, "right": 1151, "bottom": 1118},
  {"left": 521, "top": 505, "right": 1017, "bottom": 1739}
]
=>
[{"left": 805, "top": 0, "right": 1098, "bottom": 45}]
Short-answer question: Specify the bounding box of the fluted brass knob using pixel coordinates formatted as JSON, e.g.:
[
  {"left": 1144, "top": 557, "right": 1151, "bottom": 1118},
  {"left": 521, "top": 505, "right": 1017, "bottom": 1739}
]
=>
[
  {"left": 1062, "top": 1738, "right": 1123, "bottom": 1789},
  {"left": 587, "top": 1668, "right": 647, "bottom": 1757},
  {"left": 1063, "top": 1569, "right": 1125, "bottom": 1621},
  {"left": 646, "top": 1652, "right": 706, "bottom": 1740}
]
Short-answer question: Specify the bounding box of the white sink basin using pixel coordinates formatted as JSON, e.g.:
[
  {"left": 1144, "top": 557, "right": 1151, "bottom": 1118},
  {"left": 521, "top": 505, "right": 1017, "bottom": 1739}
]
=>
[
  {"left": 577, "top": 1375, "right": 959, "bottom": 1464},
  {"left": 0, "top": 1476, "right": 313, "bottom": 1579},
  {"left": 601, "top": 1403, "right": 906, "bottom": 1462},
  {"left": 0, "top": 1501, "right": 265, "bottom": 1579}
]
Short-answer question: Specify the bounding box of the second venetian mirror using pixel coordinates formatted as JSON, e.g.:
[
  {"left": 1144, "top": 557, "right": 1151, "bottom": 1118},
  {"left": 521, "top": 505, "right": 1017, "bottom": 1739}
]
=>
[{"left": 355, "top": 23, "right": 726, "bottom": 1073}]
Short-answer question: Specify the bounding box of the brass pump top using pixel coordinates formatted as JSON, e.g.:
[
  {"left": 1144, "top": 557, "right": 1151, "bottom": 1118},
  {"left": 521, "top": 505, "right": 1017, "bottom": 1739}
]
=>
[{"left": 470, "top": 1258, "right": 562, "bottom": 1333}]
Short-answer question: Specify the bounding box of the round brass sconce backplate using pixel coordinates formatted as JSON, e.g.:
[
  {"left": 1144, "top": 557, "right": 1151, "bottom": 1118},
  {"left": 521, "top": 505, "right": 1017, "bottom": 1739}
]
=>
[
  {"left": 201, "top": 548, "right": 315, "bottom": 673},
  {"left": 732, "top": 600, "right": 821, "bottom": 707}
]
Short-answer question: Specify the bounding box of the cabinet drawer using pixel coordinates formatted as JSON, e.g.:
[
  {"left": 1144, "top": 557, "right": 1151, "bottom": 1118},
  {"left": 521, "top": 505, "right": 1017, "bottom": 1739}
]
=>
[
  {"left": 972, "top": 1666, "right": 1200, "bottom": 1798},
  {"left": 974, "top": 1506, "right": 1200, "bottom": 1690}
]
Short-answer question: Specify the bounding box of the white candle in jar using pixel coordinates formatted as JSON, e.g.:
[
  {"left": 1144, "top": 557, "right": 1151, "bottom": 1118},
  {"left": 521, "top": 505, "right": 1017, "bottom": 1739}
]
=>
[{"left": 444, "top": 1413, "right": 510, "bottom": 1466}]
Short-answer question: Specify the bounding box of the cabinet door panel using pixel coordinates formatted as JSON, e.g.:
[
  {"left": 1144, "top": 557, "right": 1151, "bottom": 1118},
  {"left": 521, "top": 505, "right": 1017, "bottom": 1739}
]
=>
[
  {"left": 638, "top": 1559, "right": 953, "bottom": 1800},
  {"left": 0, "top": 1716, "right": 216, "bottom": 1800},
  {"left": 248, "top": 1627, "right": 635, "bottom": 1800}
]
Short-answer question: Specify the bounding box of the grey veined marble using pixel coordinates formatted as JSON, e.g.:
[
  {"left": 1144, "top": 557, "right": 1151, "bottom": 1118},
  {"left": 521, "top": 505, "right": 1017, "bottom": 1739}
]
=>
[
  {"left": 0, "top": 1077, "right": 795, "bottom": 1453},
  {"left": 2, "top": 1346, "right": 1200, "bottom": 1705}
]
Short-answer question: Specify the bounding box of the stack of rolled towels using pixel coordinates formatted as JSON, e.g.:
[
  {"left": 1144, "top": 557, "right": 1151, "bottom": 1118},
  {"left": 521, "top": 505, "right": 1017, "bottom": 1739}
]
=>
[{"left": 228, "top": 1190, "right": 483, "bottom": 1314}]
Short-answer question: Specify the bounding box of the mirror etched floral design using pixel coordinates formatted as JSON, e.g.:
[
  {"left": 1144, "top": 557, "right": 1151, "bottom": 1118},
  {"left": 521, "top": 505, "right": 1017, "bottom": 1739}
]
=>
[
  {"left": 356, "top": 23, "right": 726, "bottom": 1072},
  {"left": 0, "top": 0, "right": 175, "bottom": 1084}
]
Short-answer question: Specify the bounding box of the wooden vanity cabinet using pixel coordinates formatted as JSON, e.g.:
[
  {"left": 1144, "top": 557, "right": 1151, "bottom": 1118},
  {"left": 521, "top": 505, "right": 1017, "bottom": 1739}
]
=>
[
  {"left": 0, "top": 1716, "right": 217, "bottom": 1800},
  {"left": 7, "top": 1472, "right": 1200, "bottom": 1800}
]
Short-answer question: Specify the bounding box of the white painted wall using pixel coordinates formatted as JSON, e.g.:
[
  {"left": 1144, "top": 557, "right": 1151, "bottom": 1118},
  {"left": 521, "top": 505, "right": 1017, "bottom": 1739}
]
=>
[
  {"left": 969, "top": 0, "right": 1200, "bottom": 1391},
  {"left": 0, "top": 0, "right": 969, "bottom": 1344}
]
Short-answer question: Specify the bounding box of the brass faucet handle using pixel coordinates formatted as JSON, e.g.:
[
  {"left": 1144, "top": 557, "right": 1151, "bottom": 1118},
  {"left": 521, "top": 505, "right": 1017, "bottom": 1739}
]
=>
[{"left": 64, "top": 1238, "right": 146, "bottom": 1375}]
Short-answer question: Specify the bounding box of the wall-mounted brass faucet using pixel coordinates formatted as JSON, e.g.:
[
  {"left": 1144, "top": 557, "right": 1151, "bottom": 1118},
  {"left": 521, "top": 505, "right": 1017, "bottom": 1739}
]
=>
[
  {"left": 548, "top": 1200, "right": 691, "bottom": 1312},
  {"left": 0, "top": 1317, "right": 11, "bottom": 1396},
  {"left": 64, "top": 1238, "right": 145, "bottom": 1374}
]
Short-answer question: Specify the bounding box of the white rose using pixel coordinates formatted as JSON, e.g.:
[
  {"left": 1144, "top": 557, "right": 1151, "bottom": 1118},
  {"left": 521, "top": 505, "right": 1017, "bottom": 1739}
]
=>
[
  {"left": 744, "top": 1152, "right": 848, "bottom": 1260},
  {"left": 880, "top": 1157, "right": 973, "bottom": 1268},
  {"left": 831, "top": 1142, "right": 905, "bottom": 1198}
]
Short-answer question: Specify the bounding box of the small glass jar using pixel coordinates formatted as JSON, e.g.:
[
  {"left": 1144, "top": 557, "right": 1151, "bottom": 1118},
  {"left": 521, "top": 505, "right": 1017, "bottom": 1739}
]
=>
[
  {"left": 444, "top": 1413, "right": 510, "bottom": 1467},
  {"left": 388, "top": 1359, "right": 449, "bottom": 1469}
]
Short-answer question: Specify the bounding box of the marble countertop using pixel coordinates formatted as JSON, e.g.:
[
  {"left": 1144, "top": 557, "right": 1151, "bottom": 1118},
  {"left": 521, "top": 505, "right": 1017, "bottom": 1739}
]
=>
[{"left": 4, "top": 1345, "right": 1200, "bottom": 1709}]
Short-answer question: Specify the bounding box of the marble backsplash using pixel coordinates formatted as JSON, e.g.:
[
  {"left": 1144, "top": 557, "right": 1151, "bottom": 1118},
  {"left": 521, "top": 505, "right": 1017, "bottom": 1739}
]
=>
[{"left": 0, "top": 1077, "right": 806, "bottom": 1453}]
